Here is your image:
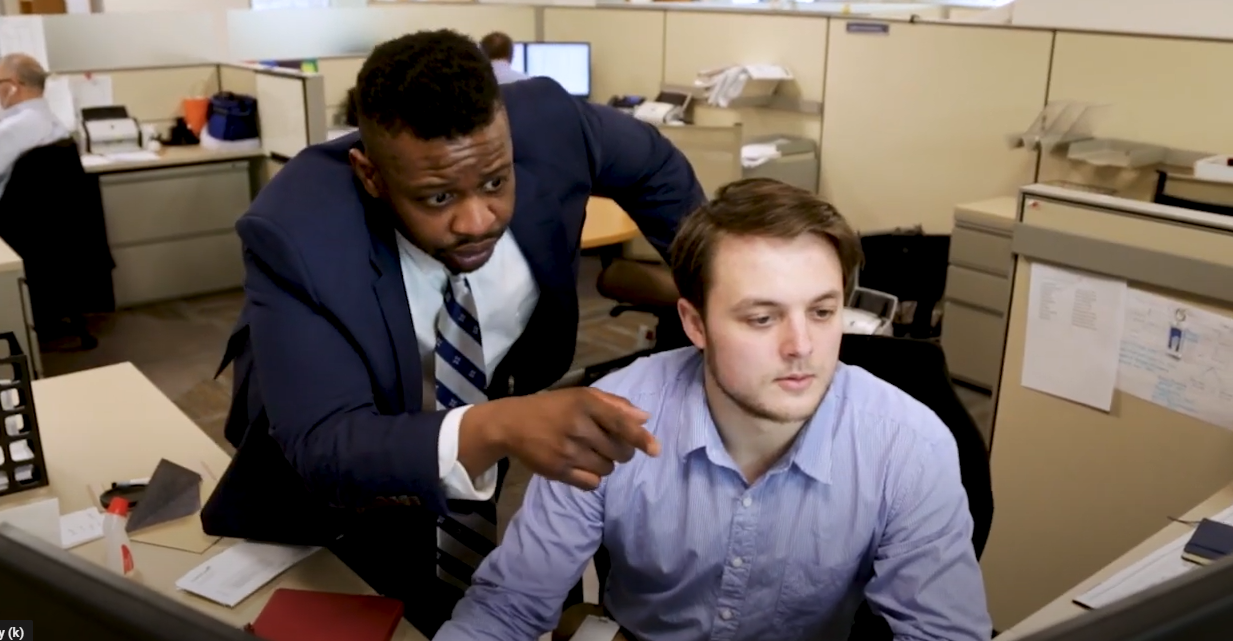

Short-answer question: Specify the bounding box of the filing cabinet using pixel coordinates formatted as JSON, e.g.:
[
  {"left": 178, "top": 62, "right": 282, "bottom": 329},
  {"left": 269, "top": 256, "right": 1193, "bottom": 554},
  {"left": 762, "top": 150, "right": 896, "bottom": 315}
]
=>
[{"left": 940, "top": 197, "right": 1017, "bottom": 406}]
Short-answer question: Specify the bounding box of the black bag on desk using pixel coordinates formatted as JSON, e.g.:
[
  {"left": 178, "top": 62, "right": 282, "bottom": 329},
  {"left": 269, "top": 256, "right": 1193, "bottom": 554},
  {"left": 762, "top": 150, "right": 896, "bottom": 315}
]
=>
[{"left": 207, "top": 92, "right": 260, "bottom": 141}]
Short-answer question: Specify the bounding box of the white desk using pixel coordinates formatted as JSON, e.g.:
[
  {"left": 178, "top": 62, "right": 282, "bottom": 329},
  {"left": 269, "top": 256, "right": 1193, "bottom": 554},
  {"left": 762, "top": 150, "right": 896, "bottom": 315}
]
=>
[
  {"left": 1, "top": 363, "right": 425, "bottom": 640},
  {"left": 998, "top": 482, "right": 1233, "bottom": 639}
]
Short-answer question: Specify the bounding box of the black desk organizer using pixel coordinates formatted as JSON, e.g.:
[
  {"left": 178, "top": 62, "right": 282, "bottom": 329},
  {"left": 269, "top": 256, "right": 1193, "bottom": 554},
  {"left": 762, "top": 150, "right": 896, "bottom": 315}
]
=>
[{"left": 0, "top": 331, "right": 49, "bottom": 497}]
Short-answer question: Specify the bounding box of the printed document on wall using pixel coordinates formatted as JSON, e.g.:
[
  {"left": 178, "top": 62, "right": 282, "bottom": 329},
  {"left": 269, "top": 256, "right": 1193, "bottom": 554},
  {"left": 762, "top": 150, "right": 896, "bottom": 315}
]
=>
[
  {"left": 1021, "top": 262, "right": 1126, "bottom": 411},
  {"left": 1118, "top": 289, "right": 1233, "bottom": 429},
  {"left": 0, "top": 16, "right": 50, "bottom": 70}
]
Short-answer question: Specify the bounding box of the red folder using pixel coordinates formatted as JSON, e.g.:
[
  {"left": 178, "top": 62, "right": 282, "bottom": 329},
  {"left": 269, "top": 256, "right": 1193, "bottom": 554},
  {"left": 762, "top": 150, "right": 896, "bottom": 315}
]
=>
[{"left": 245, "top": 589, "right": 404, "bottom": 641}]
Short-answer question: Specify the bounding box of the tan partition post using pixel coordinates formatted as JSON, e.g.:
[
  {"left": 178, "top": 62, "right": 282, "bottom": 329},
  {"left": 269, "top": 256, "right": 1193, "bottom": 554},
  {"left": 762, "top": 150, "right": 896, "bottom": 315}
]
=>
[
  {"left": 317, "top": 56, "right": 365, "bottom": 126},
  {"left": 542, "top": 7, "right": 665, "bottom": 105},
  {"left": 820, "top": 20, "right": 1050, "bottom": 233},
  {"left": 982, "top": 184, "right": 1233, "bottom": 630},
  {"left": 254, "top": 68, "right": 327, "bottom": 161},
  {"left": 1040, "top": 32, "right": 1233, "bottom": 200},
  {"left": 662, "top": 11, "right": 826, "bottom": 142}
]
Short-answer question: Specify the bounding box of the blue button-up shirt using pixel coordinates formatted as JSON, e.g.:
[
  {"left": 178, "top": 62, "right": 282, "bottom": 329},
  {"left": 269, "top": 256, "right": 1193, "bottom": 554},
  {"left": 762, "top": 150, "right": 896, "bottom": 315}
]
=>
[
  {"left": 492, "top": 60, "right": 529, "bottom": 85},
  {"left": 435, "top": 348, "right": 991, "bottom": 641}
]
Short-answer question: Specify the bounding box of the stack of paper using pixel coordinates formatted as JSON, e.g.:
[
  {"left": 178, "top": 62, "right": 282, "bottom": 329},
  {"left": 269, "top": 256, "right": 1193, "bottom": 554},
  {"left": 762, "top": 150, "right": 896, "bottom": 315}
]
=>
[
  {"left": 176, "top": 542, "right": 320, "bottom": 607},
  {"left": 1075, "top": 504, "right": 1233, "bottom": 609}
]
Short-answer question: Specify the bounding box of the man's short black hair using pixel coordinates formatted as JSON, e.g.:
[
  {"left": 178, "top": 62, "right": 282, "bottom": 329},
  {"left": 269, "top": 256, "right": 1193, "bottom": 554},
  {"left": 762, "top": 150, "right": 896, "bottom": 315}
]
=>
[{"left": 356, "top": 29, "right": 501, "bottom": 141}]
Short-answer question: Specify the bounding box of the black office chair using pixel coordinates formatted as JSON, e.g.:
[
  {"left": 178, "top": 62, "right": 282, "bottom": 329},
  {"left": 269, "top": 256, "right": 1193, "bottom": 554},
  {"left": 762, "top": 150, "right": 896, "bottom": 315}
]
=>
[
  {"left": 580, "top": 258, "right": 688, "bottom": 386},
  {"left": 0, "top": 138, "right": 115, "bottom": 350},
  {"left": 839, "top": 333, "right": 993, "bottom": 641}
]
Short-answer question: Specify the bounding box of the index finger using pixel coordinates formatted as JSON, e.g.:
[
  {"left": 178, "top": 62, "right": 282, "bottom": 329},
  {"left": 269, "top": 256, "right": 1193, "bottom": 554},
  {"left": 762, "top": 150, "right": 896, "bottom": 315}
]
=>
[{"left": 584, "top": 389, "right": 660, "bottom": 457}]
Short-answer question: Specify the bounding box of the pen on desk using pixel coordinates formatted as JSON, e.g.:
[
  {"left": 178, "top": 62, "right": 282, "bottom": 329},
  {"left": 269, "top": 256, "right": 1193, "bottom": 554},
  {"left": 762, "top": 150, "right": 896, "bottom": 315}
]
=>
[{"left": 112, "top": 477, "right": 150, "bottom": 489}]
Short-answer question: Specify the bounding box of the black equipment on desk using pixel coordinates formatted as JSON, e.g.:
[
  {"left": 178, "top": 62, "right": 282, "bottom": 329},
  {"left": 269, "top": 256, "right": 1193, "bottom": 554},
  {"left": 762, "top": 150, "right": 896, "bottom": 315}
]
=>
[
  {"left": 0, "top": 332, "right": 49, "bottom": 499},
  {"left": 0, "top": 523, "right": 253, "bottom": 640},
  {"left": 1018, "top": 546, "right": 1233, "bottom": 640}
]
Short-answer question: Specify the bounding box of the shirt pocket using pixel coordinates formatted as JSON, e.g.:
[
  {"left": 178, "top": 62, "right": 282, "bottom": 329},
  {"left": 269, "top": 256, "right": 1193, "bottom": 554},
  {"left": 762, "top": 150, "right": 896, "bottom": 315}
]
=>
[{"left": 774, "top": 558, "right": 862, "bottom": 636}]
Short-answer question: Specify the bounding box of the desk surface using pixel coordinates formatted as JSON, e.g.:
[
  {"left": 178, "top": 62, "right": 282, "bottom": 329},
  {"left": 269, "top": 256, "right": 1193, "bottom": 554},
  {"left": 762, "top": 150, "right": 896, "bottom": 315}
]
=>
[
  {"left": 84, "top": 146, "right": 265, "bottom": 175},
  {"left": 998, "top": 482, "right": 1233, "bottom": 640},
  {"left": 583, "top": 197, "right": 640, "bottom": 249},
  {"left": 0, "top": 236, "right": 20, "bottom": 274},
  {"left": 6, "top": 363, "right": 425, "bottom": 641}
]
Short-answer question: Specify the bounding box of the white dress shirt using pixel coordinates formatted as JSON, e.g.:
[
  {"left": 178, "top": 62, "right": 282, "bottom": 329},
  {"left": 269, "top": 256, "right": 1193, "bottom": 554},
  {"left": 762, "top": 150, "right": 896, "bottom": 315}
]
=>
[
  {"left": 0, "top": 97, "right": 70, "bottom": 200},
  {"left": 492, "top": 60, "right": 530, "bottom": 85},
  {"left": 396, "top": 231, "right": 539, "bottom": 501}
]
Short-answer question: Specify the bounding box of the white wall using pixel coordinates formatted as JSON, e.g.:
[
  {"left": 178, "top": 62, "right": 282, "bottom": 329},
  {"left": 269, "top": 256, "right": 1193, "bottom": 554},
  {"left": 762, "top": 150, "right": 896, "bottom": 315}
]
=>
[{"left": 1011, "top": 0, "right": 1233, "bottom": 39}]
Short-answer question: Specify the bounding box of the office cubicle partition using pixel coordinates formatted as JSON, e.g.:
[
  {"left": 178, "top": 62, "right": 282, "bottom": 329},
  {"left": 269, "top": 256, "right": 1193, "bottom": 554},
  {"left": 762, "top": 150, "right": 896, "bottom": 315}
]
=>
[
  {"left": 820, "top": 20, "right": 1052, "bottom": 234},
  {"left": 982, "top": 185, "right": 1233, "bottom": 629},
  {"left": 1038, "top": 32, "right": 1233, "bottom": 202},
  {"left": 253, "top": 66, "right": 327, "bottom": 162}
]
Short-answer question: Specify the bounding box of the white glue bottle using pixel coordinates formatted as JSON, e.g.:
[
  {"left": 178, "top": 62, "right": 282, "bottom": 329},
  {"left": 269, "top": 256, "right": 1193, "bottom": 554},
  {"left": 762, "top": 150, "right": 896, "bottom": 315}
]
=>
[{"left": 103, "top": 497, "right": 142, "bottom": 582}]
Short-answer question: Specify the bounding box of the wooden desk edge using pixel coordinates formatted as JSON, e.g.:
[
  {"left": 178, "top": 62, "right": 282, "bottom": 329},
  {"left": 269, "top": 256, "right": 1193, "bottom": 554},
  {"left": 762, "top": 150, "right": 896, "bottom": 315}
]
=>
[{"left": 997, "top": 481, "right": 1233, "bottom": 640}]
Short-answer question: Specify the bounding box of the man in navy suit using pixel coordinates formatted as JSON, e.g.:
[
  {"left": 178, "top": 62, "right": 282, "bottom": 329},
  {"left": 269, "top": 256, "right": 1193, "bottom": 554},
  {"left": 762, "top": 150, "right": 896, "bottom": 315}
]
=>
[{"left": 201, "top": 30, "right": 704, "bottom": 635}]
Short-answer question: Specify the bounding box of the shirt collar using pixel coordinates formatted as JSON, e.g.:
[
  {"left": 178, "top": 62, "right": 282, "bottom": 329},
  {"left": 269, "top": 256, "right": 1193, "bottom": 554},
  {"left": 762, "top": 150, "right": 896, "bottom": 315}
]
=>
[
  {"left": 1, "top": 97, "right": 46, "bottom": 120},
  {"left": 395, "top": 232, "right": 447, "bottom": 291},
  {"left": 674, "top": 352, "right": 845, "bottom": 485}
]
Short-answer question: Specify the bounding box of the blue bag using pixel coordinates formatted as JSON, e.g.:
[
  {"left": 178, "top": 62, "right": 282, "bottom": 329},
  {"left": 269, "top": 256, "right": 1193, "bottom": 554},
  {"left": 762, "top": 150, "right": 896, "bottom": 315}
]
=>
[{"left": 206, "top": 92, "right": 260, "bottom": 141}]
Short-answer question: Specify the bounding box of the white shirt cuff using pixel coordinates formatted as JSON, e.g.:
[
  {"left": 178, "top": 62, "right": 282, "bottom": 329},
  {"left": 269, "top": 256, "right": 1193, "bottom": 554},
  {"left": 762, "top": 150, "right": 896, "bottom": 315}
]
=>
[{"left": 438, "top": 405, "right": 498, "bottom": 501}]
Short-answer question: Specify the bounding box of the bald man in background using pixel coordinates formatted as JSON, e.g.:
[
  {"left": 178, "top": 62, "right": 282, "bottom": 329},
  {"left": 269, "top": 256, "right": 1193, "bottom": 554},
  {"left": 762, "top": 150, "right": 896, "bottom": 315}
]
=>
[
  {"left": 479, "top": 32, "right": 529, "bottom": 85},
  {"left": 0, "top": 53, "right": 69, "bottom": 200}
]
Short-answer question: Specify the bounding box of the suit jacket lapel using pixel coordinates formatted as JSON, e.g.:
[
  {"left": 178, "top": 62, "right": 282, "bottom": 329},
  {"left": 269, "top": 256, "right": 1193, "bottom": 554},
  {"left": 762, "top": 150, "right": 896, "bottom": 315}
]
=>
[
  {"left": 370, "top": 216, "right": 423, "bottom": 413},
  {"left": 508, "top": 167, "right": 569, "bottom": 292}
]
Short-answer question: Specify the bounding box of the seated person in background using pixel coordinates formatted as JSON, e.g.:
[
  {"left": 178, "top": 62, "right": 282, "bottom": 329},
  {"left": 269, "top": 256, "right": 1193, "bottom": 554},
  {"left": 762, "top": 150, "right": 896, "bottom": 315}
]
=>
[
  {"left": 480, "top": 31, "right": 529, "bottom": 85},
  {"left": 343, "top": 86, "right": 359, "bottom": 127},
  {"left": 0, "top": 53, "right": 69, "bottom": 201},
  {"left": 435, "top": 178, "right": 992, "bottom": 641}
]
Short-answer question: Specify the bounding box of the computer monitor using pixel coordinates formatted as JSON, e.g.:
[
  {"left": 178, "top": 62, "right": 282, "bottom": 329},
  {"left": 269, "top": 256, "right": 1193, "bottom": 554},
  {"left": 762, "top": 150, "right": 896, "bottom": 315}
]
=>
[
  {"left": 0, "top": 523, "right": 253, "bottom": 640},
  {"left": 1017, "top": 550, "right": 1233, "bottom": 640},
  {"left": 510, "top": 42, "right": 526, "bottom": 75},
  {"left": 523, "top": 42, "right": 591, "bottom": 98}
]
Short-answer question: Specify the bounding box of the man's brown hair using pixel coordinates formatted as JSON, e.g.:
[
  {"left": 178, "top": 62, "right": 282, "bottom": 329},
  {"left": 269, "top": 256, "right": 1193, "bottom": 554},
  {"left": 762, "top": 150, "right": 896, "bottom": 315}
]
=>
[
  {"left": 479, "top": 32, "right": 515, "bottom": 61},
  {"left": 669, "top": 178, "right": 863, "bottom": 312}
]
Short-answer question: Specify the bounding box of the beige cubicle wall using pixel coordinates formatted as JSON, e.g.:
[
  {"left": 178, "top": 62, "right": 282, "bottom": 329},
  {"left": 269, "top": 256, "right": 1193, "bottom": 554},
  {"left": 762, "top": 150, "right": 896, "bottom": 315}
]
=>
[
  {"left": 820, "top": 20, "right": 1051, "bottom": 233},
  {"left": 981, "top": 185, "right": 1233, "bottom": 630},
  {"left": 662, "top": 11, "right": 826, "bottom": 142},
  {"left": 542, "top": 7, "right": 667, "bottom": 106},
  {"left": 1038, "top": 32, "right": 1233, "bottom": 201},
  {"left": 63, "top": 65, "right": 221, "bottom": 133},
  {"left": 317, "top": 56, "right": 366, "bottom": 125}
]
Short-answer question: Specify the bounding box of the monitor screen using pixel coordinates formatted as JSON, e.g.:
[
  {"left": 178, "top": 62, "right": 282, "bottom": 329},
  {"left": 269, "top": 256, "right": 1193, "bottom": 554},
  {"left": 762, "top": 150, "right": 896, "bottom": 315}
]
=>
[
  {"left": 524, "top": 42, "right": 591, "bottom": 98},
  {"left": 510, "top": 42, "right": 526, "bottom": 74}
]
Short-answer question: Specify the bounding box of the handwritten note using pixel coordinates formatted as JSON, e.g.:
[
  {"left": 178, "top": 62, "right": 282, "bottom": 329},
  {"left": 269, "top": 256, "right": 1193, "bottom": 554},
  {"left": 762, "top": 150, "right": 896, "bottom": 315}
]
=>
[
  {"left": 1118, "top": 289, "right": 1233, "bottom": 429},
  {"left": 1021, "top": 262, "right": 1127, "bottom": 411}
]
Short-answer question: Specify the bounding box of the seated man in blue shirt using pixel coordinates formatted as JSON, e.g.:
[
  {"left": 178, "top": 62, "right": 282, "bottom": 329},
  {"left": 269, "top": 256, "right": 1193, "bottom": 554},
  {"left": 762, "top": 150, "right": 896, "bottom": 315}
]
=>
[{"left": 434, "top": 178, "right": 992, "bottom": 641}]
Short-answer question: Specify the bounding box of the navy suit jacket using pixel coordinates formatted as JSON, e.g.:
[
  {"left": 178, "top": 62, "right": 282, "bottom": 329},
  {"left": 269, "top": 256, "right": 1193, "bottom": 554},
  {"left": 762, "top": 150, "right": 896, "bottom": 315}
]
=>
[{"left": 201, "top": 79, "right": 704, "bottom": 545}]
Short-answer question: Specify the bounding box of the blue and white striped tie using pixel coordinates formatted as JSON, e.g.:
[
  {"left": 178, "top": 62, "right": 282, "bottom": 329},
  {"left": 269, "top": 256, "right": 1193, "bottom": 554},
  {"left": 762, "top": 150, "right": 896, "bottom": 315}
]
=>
[{"left": 434, "top": 274, "right": 498, "bottom": 591}]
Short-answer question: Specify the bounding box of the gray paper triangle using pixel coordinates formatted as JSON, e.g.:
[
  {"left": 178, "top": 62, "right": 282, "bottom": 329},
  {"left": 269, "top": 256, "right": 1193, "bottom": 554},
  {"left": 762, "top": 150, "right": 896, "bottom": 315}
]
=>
[{"left": 125, "top": 459, "right": 202, "bottom": 533}]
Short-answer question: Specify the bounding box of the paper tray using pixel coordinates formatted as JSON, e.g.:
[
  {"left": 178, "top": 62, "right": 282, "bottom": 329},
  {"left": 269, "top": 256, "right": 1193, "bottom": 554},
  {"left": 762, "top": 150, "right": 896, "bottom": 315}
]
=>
[{"left": 1067, "top": 138, "right": 1166, "bottom": 168}]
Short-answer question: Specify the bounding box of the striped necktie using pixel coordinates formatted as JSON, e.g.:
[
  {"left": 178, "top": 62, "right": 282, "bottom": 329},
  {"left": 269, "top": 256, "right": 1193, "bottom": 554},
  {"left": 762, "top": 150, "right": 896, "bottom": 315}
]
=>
[{"left": 434, "top": 274, "right": 499, "bottom": 592}]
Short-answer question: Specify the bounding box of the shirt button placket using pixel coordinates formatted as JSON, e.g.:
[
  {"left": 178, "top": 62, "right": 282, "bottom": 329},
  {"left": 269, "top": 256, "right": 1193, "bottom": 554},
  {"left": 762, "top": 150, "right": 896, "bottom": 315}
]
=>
[{"left": 712, "top": 491, "right": 758, "bottom": 639}]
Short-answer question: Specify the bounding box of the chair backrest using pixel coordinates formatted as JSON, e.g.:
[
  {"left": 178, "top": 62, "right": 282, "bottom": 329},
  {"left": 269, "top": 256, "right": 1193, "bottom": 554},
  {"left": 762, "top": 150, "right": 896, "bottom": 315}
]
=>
[{"left": 838, "top": 333, "right": 993, "bottom": 558}]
